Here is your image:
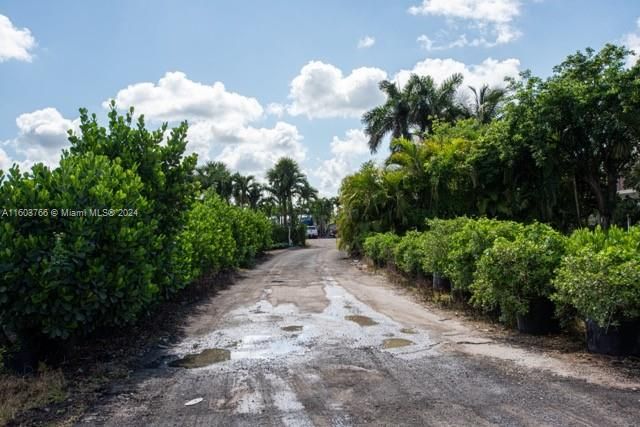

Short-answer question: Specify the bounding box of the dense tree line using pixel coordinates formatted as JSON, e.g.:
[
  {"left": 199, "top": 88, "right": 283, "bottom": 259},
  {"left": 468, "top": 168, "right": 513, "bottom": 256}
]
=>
[{"left": 339, "top": 44, "right": 640, "bottom": 254}]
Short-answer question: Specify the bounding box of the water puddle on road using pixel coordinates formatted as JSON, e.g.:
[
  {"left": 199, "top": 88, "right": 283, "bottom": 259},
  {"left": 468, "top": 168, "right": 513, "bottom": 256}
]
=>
[
  {"left": 400, "top": 328, "right": 417, "bottom": 334},
  {"left": 281, "top": 325, "right": 303, "bottom": 332},
  {"left": 382, "top": 338, "right": 414, "bottom": 349},
  {"left": 345, "top": 315, "right": 379, "bottom": 326},
  {"left": 169, "top": 348, "right": 231, "bottom": 368}
]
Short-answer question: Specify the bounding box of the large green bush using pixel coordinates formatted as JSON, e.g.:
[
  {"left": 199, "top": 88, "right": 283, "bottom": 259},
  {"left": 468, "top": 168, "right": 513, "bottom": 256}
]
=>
[
  {"left": 363, "top": 233, "right": 401, "bottom": 267},
  {"left": 421, "top": 217, "right": 470, "bottom": 276},
  {"left": 553, "top": 226, "right": 640, "bottom": 327},
  {"left": 393, "top": 231, "right": 428, "bottom": 276},
  {"left": 445, "top": 218, "right": 524, "bottom": 294},
  {"left": 471, "top": 223, "right": 566, "bottom": 322},
  {"left": 0, "top": 154, "right": 159, "bottom": 339},
  {"left": 67, "top": 105, "right": 197, "bottom": 295},
  {"left": 177, "top": 192, "right": 274, "bottom": 281},
  {"left": 176, "top": 193, "right": 237, "bottom": 283}
]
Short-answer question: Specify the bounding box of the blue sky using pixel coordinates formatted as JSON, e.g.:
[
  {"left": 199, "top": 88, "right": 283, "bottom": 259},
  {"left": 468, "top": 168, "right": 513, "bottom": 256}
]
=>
[{"left": 1, "top": 0, "right": 639, "bottom": 195}]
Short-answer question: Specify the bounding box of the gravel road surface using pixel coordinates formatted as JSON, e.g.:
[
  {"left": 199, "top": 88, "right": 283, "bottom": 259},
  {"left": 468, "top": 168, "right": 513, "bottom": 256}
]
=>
[{"left": 78, "top": 239, "right": 640, "bottom": 426}]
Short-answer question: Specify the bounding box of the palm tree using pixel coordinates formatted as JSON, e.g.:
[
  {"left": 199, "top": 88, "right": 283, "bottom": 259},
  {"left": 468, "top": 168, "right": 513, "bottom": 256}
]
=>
[
  {"left": 363, "top": 73, "right": 465, "bottom": 153},
  {"left": 386, "top": 137, "right": 431, "bottom": 216},
  {"left": 247, "top": 182, "right": 263, "bottom": 210},
  {"left": 310, "top": 197, "right": 335, "bottom": 236},
  {"left": 464, "top": 85, "right": 506, "bottom": 124},
  {"left": 405, "top": 73, "right": 464, "bottom": 136},
  {"left": 195, "top": 161, "right": 233, "bottom": 202},
  {"left": 266, "top": 158, "right": 307, "bottom": 245},
  {"left": 232, "top": 173, "right": 254, "bottom": 206},
  {"left": 362, "top": 80, "right": 411, "bottom": 153},
  {"left": 297, "top": 179, "right": 318, "bottom": 213}
]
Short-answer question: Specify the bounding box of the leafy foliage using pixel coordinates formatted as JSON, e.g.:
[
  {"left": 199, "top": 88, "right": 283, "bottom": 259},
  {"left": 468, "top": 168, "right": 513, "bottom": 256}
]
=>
[
  {"left": 553, "top": 226, "right": 640, "bottom": 327},
  {"left": 445, "top": 219, "right": 524, "bottom": 294},
  {"left": 471, "top": 223, "right": 567, "bottom": 322},
  {"left": 393, "top": 231, "right": 428, "bottom": 276},
  {"left": 0, "top": 154, "right": 158, "bottom": 339},
  {"left": 363, "top": 233, "right": 401, "bottom": 267}
]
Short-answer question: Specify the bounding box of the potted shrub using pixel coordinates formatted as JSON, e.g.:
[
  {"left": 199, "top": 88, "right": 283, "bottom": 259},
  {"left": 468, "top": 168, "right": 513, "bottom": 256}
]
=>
[
  {"left": 445, "top": 218, "right": 523, "bottom": 298},
  {"left": 553, "top": 226, "right": 640, "bottom": 355},
  {"left": 393, "top": 231, "right": 427, "bottom": 277},
  {"left": 421, "top": 218, "right": 470, "bottom": 291},
  {"left": 471, "top": 223, "right": 566, "bottom": 334},
  {"left": 363, "top": 233, "right": 400, "bottom": 268}
]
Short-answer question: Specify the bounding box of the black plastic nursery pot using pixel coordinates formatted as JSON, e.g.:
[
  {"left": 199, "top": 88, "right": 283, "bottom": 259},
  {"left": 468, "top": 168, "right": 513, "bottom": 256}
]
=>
[
  {"left": 432, "top": 272, "right": 451, "bottom": 292},
  {"left": 585, "top": 319, "right": 640, "bottom": 356},
  {"left": 516, "top": 297, "right": 559, "bottom": 335}
]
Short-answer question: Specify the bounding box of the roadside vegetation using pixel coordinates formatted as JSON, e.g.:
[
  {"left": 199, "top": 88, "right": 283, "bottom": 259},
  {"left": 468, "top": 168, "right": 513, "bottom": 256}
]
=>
[
  {"left": 0, "top": 104, "right": 332, "bottom": 424},
  {"left": 340, "top": 44, "right": 640, "bottom": 356}
]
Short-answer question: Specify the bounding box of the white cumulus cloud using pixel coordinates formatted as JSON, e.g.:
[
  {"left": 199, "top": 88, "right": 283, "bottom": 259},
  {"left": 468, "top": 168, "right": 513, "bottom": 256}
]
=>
[
  {"left": 105, "top": 71, "right": 263, "bottom": 126},
  {"left": 287, "top": 61, "right": 387, "bottom": 119},
  {"left": 106, "top": 72, "right": 305, "bottom": 176},
  {"left": 0, "top": 14, "right": 36, "bottom": 62},
  {"left": 357, "top": 36, "right": 376, "bottom": 49},
  {"left": 0, "top": 147, "right": 11, "bottom": 171},
  {"left": 2, "top": 108, "right": 78, "bottom": 169},
  {"left": 409, "top": 0, "right": 522, "bottom": 47},
  {"left": 215, "top": 122, "right": 306, "bottom": 178},
  {"left": 622, "top": 17, "right": 640, "bottom": 67},
  {"left": 312, "top": 129, "right": 373, "bottom": 196},
  {"left": 395, "top": 57, "right": 521, "bottom": 90}
]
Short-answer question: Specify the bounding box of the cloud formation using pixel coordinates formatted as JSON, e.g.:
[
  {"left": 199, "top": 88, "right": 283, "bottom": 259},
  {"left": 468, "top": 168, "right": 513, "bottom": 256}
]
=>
[
  {"left": 622, "top": 17, "right": 640, "bottom": 67},
  {"left": 357, "top": 36, "right": 376, "bottom": 49},
  {"left": 0, "top": 14, "right": 36, "bottom": 62},
  {"left": 312, "top": 129, "right": 371, "bottom": 196},
  {"left": 105, "top": 72, "right": 305, "bottom": 176},
  {"left": 2, "top": 108, "right": 77, "bottom": 169},
  {"left": 287, "top": 61, "right": 387, "bottom": 119},
  {"left": 395, "top": 57, "right": 521, "bottom": 90},
  {"left": 409, "top": 0, "right": 522, "bottom": 48}
]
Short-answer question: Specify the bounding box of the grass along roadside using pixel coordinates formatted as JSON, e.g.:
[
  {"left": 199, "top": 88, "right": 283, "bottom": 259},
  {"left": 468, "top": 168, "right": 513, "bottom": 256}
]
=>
[{"left": 0, "top": 363, "right": 66, "bottom": 426}]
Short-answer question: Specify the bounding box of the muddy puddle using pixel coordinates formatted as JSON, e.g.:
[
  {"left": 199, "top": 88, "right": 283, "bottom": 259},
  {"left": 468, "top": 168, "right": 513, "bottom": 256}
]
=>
[
  {"left": 400, "top": 328, "right": 417, "bottom": 334},
  {"left": 382, "top": 338, "right": 414, "bottom": 349},
  {"left": 281, "top": 325, "right": 303, "bottom": 332},
  {"left": 345, "top": 315, "right": 379, "bottom": 326},
  {"left": 169, "top": 348, "right": 231, "bottom": 368}
]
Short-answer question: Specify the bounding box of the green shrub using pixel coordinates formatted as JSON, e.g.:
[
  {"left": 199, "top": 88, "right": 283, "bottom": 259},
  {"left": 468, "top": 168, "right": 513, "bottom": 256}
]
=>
[
  {"left": 421, "top": 217, "right": 471, "bottom": 276},
  {"left": 445, "top": 218, "right": 524, "bottom": 294},
  {"left": 176, "top": 192, "right": 236, "bottom": 283},
  {"left": 393, "top": 231, "right": 428, "bottom": 276},
  {"left": 271, "top": 223, "right": 306, "bottom": 247},
  {"left": 553, "top": 226, "right": 640, "bottom": 327},
  {"left": 471, "top": 223, "right": 566, "bottom": 322},
  {"left": 227, "top": 207, "right": 273, "bottom": 266},
  {"left": 67, "top": 105, "right": 197, "bottom": 296},
  {"left": 363, "top": 233, "right": 400, "bottom": 267},
  {"left": 0, "top": 154, "right": 159, "bottom": 339}
]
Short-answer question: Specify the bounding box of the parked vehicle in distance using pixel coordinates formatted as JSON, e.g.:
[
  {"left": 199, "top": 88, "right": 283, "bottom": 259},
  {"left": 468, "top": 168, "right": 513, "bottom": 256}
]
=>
[
  {"left": 328, "top": 224, "right": 337, "bottom": 238},
  {"left": 306, "top": 225, "right": 319, "bottom": 239}
]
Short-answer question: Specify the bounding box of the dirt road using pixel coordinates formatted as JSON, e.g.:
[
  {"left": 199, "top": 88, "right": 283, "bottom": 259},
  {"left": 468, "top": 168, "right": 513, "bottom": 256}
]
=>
[{"left": 79, "top": 239, "right": 640, "bottom": 426}]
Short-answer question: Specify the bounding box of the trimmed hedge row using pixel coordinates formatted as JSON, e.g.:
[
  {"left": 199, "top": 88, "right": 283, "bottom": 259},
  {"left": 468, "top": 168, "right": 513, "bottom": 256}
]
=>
[
  {"left": 363, "top": 219, "right": 640, "bottom": 330},
  {"left": 0, "top": 108, "right": 273, "bottom": 344}
]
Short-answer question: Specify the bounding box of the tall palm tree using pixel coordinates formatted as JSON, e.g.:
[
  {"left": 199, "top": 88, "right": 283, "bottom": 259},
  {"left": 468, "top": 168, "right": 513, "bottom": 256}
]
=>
[
  {"left": 232, "top": 173, "right": 254, "bottom": 206},
  {"left": 266, "top": 158, "right": 307, "bottom": 244},
  {"left": 297, "top": 179, "right": 318, "bottom": 213},
  {"left": 405, "top": 73, "right": 464, "bottom": 136},
  {"left": 247, "top": 182, "right": 263, "bottom": 210},
  {"left": 363, "top": 73, "right": 465, "bottom": 153},
  {"left": 311, "top": 197, "right": 335, "bottom": 236},
  {"left": 464, "top": 85, "right": 506, "bottom": 124},
  {"left": 195, "top": 161, "right": 233, "bottom": 202},
  {"left": 362, "top": 80, "right": 411, "bottom": 153}
]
